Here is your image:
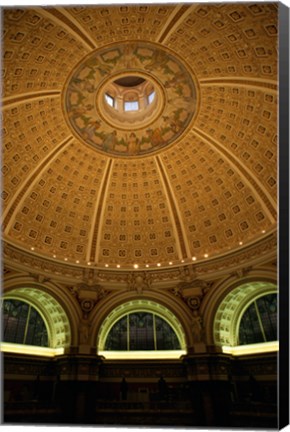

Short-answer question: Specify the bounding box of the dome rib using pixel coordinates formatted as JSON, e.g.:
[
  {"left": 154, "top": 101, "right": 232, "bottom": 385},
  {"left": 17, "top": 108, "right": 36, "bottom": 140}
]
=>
[
  {"left": 192, "top": 127, "right": 277, "bottom": 222},
  {"left": 199, "top": 77, "right": 278, "bottom": 91},
  {"left": 154, "top": 156, "right": 188, "bottom": 261},
  {"left": 157, "top": 4, "right": 192, "bottom": 44},
  {"left": 39, "top": 7, "right": 97, "bottom": 51},
  {"left": 3, "top": 136, "right": 74, "bottom": 234},
  {"left": 2, "top": 91, "right": 61, "bottom": 110},
  {"left": 89, "top": 158, "right": 113, "bottom": 264}
]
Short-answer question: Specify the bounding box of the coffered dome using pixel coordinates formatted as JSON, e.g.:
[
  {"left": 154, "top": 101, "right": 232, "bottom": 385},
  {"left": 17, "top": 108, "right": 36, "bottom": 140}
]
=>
[{"left": 2, "top": 3, "right": 278, "bottom": 272}]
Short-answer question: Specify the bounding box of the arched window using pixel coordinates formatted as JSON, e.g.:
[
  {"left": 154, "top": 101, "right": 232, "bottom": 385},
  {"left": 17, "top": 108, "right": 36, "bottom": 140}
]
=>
[
  {"left": 238, "top": 293, "right": 277, "bottom": 345},
  {"left": 97, "top": 299, "right": 187, "bottom": 359},
  {"left": 213, "top": 282, "right": 278, "bottom": 355},
  {"left": 105, "top": 312, "right": 181, "bottom": 351},
  {"left": 2, "top": 299, "right": 48, "bottom": 347},
  {"left": 1, "top": 287, "right": 72, "bottom": 357}
]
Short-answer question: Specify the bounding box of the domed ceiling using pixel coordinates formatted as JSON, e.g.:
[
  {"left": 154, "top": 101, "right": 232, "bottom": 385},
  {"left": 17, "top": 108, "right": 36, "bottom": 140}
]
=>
[{"left": 2, "top": 4, "right": 278, "bottom": 272}]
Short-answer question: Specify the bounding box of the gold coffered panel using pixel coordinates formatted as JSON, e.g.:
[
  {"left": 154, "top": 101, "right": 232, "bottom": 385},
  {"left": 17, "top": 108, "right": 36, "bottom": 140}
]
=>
[
  {"left": 165, "top": 3, "right": 278, "bottom": 80},
  {"left": 2, "top": 4, "right": 278, "bottom": 270},
  {"left": 2, "top": 8, "right": 90, "bottom": 98},
  {"left": 61, "top": 5, "right": 184, "bottom": 46}
]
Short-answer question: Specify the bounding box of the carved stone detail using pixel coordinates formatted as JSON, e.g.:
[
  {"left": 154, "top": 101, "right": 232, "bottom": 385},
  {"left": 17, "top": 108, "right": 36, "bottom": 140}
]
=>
[
  {"left": 231, "top": 266, "right": 253, "bottom": 279},
  {"left": 68, "top": 283, "right": 109, "bottom": 318},
  {"left": 187, "top": 296, "right": 201, "bottom": 311},
  {"left": 3, "top": 234, "right": 276, "bottom": 286},
  {"left": 191, "top": 310, "right": 204, "bottom": 343},
  {"left": 127, "top": 271, "right": 153, "bottom": 293}
]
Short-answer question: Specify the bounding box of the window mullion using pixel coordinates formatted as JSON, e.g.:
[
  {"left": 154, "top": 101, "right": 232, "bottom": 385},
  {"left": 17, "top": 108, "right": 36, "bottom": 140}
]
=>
[
  {"left": 23, "top": 304, "right": 31, "bottom": 345},
  {"left": 153, "top": 314, "right": 157, "bottom": 350},
  {"left": 3, "top": 301, "right": 11, "bottom": 337},
  {"left": 127, "top": 314, "right": 130, "bottom": 351},
  {"left": 254, "top": 301, "right": 267, "bottom": 342}
]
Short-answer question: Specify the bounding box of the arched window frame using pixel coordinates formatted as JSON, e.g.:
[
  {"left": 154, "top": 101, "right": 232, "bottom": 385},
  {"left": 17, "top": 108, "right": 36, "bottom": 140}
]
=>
[
  {"left": 1, "top": 288, "right": 71, "bottom": 357},
  {"left": 97, "top": 299, "right": 187, "bottom": 359},
  {"left": 2, "top": 297, "right": 50, "bottom": 347},
  {"left": 104, "top": 311, "right": 181, "bottom": 351},
  {"left": 236, "top": 292, "right": 277, "bottom": 345},
  {"left": 213, "top": 282, "right": 278, "bottom": 356}
]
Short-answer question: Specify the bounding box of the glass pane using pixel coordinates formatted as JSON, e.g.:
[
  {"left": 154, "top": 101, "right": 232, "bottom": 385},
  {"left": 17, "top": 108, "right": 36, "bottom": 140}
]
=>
[
  {"left": 105, "top": 93, "right": 114, "bottom": 107},
  {"left": 239, "top": 302, "right": 264, "bottom": 345},
  {"left": 105, "top": 316, "right": 127, "bottom": 350},
  {"left": 104, "top": 311, "right": 182, "bottom": 351},
  {"left": 129, "top": 313, "right": 154, "bottom": 350},
  {"left": 155, "top": 316, "right": 180, "bottom": 349},
  {"left": 26, "top": 308, "right": 48, "bottom": 347},
  {"left": 2, "top": 299, "right": 48, "bottom": 346},
  {"left": 124, "top": 101, "right": 139, "bottom": 111},
  {"left": 148, "top": 92, "right": 155, "bottom": 104},
  {"left": 3, "top": 300, "right": 29, "bottom": 344},
  {"left": 256, "top": 294, "right": 277, "bottom": 342}
]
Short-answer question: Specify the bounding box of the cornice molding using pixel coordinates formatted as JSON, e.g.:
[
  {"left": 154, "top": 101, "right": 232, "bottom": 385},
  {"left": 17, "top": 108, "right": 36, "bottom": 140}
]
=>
[{"left": 3, "top": 232, "right": 277, "bottom": 286}]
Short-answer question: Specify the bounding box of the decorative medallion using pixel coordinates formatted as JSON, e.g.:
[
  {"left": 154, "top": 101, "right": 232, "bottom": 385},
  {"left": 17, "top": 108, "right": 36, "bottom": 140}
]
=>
[{"left": 63, "top": 41, "right": 198, "bottom": 157}]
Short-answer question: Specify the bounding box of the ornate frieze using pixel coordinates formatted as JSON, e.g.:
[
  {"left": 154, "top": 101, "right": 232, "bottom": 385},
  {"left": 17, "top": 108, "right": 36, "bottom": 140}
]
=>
[{"left": 3, "top": 233, "right": 276, "bottom": 286}]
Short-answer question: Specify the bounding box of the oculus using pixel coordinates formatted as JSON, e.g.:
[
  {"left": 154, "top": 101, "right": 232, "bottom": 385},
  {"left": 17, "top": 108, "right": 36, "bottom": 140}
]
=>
[
  {"left": 64, "top": 41, "right": 198, "bottom": 157},
  {"left": 100, "top": 73, "right": 162, "bottom": 130}
]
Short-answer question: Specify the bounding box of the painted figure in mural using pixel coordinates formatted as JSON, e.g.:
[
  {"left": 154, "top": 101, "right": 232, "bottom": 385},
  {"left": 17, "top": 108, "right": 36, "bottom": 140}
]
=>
[
  {"left": 127, "top": 132, "right": 140, "bottom": 155},
  {"left": 103, "top": 130, "right": 117, "bottom": 152},
  {"left": 168, "top": 109, "right": 188, "bottom": 133},
  {"left": 123, "top": 43, "right": 140, "bottom": 68},
  {"left": 82, "top": 119, "right": 102, "bottom": 141},
  {"left": 67, "top": 103, "right": 94, "bottom": 125},
  {"left": 145, "top": 127, "right": 164, "bottom": 148},
  {"left": 85, "top": 56, "right": 113, "bottom": 78},
  {"left": 169, "top": 96, "right": 193, "bottom": 111},
  {"left": 70, "top": 77, "right": 96, "bottom": 95},
  {"left": 144, "top": 49, "right": 171, "bottom": 74},
  {"left": 164, "top": 70, "right": 190, "bottom": 96}
]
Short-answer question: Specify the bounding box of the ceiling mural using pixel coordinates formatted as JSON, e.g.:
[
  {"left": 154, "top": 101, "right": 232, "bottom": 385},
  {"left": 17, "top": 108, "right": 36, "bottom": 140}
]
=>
[{"left": 63, "top": 41, "right": 198, "bottom": 156}]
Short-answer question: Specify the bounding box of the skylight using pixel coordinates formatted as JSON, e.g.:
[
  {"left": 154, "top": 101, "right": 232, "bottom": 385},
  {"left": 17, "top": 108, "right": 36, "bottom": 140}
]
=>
[
  {"left": 148, "top": 91, "right": 155, "bottom": 104},
  {"left": 105, "top": 93, "right": 114, "bottom": 107},
  {"left": 124, "top": 100, "right": 139, "bottom": 111}
]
